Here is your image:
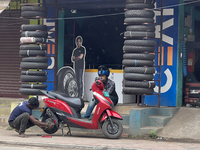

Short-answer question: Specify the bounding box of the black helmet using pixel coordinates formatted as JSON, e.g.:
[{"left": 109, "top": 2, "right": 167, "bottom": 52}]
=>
[
  {"left": 98, "top": 65, "right": 110, "bottom": 77},
  {"left": 28, "top": 97, "right": 39, "bottom": 108}
]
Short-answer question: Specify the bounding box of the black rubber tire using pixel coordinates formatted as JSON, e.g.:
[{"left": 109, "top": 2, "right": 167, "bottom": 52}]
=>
[
  {"left": 21, "top": 6, "right": 48, "bottom": 12},
  {"left": 122, "top": 59, "right": 154, "bottom": 67},
  {"left": 123, "top": 87, "right": 154, "bottom": 95},
  {"left": 124, "top": 31, "right": 155, "bottom": 39},
  {"left": 126, "top": 0, "right": 155, "bottom": 4},
  {"left": 20, "top": 44, "right": 47, "bottom": 50},
  {"left": 22, "top": 57, "right": 48, "bottom": 63},
  {"left": 124, "top": 80, "right": 156, "bottom": 88},
  {"left": 42, "top": 114, "right": 59, "bottom": 134},
  {"left": 64, "top": 78, "right": 79, "bottom": 98},
  {"left": 21, "top": 71, "right": 48, "bottom": 76},
  {"left": 123, "top": 45, "right": 155, "bottom": 53},
  {"left": 102, "top": 119, "right": 123, "bottom": 139},
  {"left": 126, "top": 25, "right": 155, "bottom": 32},
  {"left": 124, "top": 67, "right": 155, "bottom": 74},
  {"left": 20, "top": 75, "right": 47, "bottom": 82},
  {"left": 19, "top": 50, "right": 47, "bottom": 56},
  {"left": 125, "top": 3, "right": 154, "bottom": 9},
  {"left": 20, "top": 37, "right": 47, "bottom": 44},
  {"left": 125, "top": 10, "right": 154, "bottom": 18},
  {"left": 124, "top": 40, "right": 157, "bottom": 46},
  {"left": 123, "top": 53, "right": 155, "bottom": 60},
  {"left": 19, "top": 88, "right": 44, "bottom": 95},
  {"left": 21, "top": 11, "right": 47, "bottom": 18},
  {"left": 21, "top": 84, "right": 47, "bottom": 89},
  {"left": 20, "top": 62, "right": 48, "bottom": 69},
  {"left": 124, "top": 18, "right": 154, "bottom": 24},
  {"left": 21, "top": 24, "right": 47, "bottom": 31},
  {"left": 21, "top": 31, "right": 48, "bottom": 38},
  {"left": 124, "top": 73, "right": 154, "bottom": 81}
]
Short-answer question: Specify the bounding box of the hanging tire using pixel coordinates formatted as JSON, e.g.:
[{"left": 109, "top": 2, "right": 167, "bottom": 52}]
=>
[
  {"left": 123, "top": 87, "right": 154, "bottom": 95},
  {"left": 20, "top": 37, "right": 47, "bottom": 44},
  {"left": 42, "top": 114, "right": 59, "bottom": 134},
  {"left": 124, "top": 18, "right": 154, "bottom": 24},
  {"left": 123, "top": 45, "right": 155, "bottom": 53},
  {"left": 126, "top": 0, "right": 155, "bottom": 4},
  {"left": 124, "top": 67, "right": 155, "bottom": 74},
  {"left": 21, "top": 84, "right": 47, "bottom": 89},
  {"left": 20, "top": 62, "right": 48, "bottom": 69},
  {"left": 21, "top": 24, "right": 47, "bottom": 31},
  {"left": 102, "top": 119, "right": 123, "bottom": 139},
  {"left": 126, "top": 25, "right": 155, "bottom": 32},
  {"left": 21, "top": 6, "right": 48, "bottom": 12},
  {"left": 123, "top": 80, "right": 155, "bottom": 88},
  {"left": 122, "top": 59, "right": 154, "bottom": 67},
  {"left": 21, "top": 71, "right": 48, "bottom": 76},
  {"left": 20, "top": 44, "right": 47, "bottom": 50},
  {"left": 124, "top": 40, "right": 157, "bottom": 46},
  {"left": 123, "top": 53, "right": 155, "bottom": 60},
  {"left": 22, "top": 57, "right": 48, "bottom": 63},
  {"left": 21, "top": 11, "right": 47, "bottom": 18},
  {"left": 20, "top": 75, "right": 47, "bottom": 82},
  {"left": 124, "top": 73, "right": 154, "bottom": 81},
  {"left": 19, "top": 88, "right": 44, "bottom": 95},
  {"left": 125, "top": 10, "right": 154, "bottom": 18},
  {"left": 125, "top": 3, "right": 154, "bottom": 9},
  {"left": 64, "top": 78, "right": 79, "bottom": 98},
  {"left": 21, "top": 31, "right": 48, "bottom": 38},
  {"left": 124, "top": 31, "right": 155, "bottom": 39},
  {"left": 19, "top": 50, "right": 47, "bottom": 56}
]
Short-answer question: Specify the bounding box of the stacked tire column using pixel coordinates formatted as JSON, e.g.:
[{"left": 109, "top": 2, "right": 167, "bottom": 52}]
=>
[
  {"left": 123, "top": 0, "right": 156, "bottom": 95},
  {"left": 19, "top": 6, "right": 48, "bottom": 95}
]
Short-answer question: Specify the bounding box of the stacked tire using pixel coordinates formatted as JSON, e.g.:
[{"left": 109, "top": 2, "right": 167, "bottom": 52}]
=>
[
  {"left": 123, "top": 0, "right": 156, "bottom": 95},
  {"left": 19, "top": 6, "right": 48, "bottom": 95}
]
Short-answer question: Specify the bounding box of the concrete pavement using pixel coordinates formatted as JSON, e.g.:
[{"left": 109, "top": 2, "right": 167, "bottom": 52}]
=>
[{"left": 0, "top": 126, "right": 200, "bottom": 150}]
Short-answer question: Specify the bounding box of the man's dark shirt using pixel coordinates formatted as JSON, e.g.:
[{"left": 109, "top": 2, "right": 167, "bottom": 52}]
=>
[
  {"left": 8, "top": 101, "right": 32, "bottom": 124},
  {"left": 73, "top": 46, "right": 85, "bottom": 69},
  {"left": 104, "top": 79, "right": 118, "bottom": 98}
]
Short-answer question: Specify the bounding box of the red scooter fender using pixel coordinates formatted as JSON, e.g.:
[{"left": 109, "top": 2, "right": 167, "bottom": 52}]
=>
[{"left": 100, "top": 109, "right": 123, "bottom": 122}]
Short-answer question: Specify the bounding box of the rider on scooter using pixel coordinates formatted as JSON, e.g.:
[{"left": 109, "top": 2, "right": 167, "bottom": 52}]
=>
[{"left": 84, "top": 65, "right": 118, "bottom": 119}]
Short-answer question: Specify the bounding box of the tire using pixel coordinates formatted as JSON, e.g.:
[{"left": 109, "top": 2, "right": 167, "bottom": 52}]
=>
[
  {"left": 21, "top": 11, "right": 47, "bottom": 18},
  {"left": 123, "top": 53, "right": 155, "bottom": 60},
  {"left": 21, "top": 24, "right": 47, "bottom": 31},
  {"left": 126, "top": 25, "right": 155, "bottom": 32},
  {"left": 123, "top": 45, "right": 155, "bottom": 53},
  {"left": 124, "top": 73, "right": 154, "bottom": 81},
  {"left": 20, "top": 37, "right": 47, "bottom": 44},
  {"left": 20, "top": 75, "right": 47, "bottom": 82},
  {"left": 22, "top": 57, "right": 48, "bottom": 63},
  {"left": 125, "top": 10, "right": 154, "bottom": 18},
  {"left": 126, "top": 0, "right": 155, "bottom": 4},
  {"left": 102, "top": 119, "right": 123, "bottom": 139},
  {"left": 125, "top": 3, "right": 154, "bottom": 9},
  {"left": 123, "top": 87, "right": 154, "bottom": 95},
  {"left": 123, "top": 81, "right": 155, "bottom": 88},
  {"left": 42, "top": 114, "right": 59, "bottom": 134},
  {"left": 124, "top": 18, "right": 154, "bottom": 24},
  {"left": 124, "top": 40, "right": 157, "bottom": 46},
  {"left": 21, "top": 6, "right": 48, "bottom": 12},
  {"left": 124, "top": 67, "right": 155, "bottom": 74},
  {"left": 19, "top": 50, "right": 47, "bottom": 56},
  {"left": 20, "top": 44, "right": 47, "bottom": 50},
  {"left": 20, "top": 62, "right": 48, "bottom": 69},
  {"left": 21, "top": 84, "right": 47, "bottom": 89},
  {"left": 21, "top": 31, "right": 48, "bottom": 38},
  {"left": 21, "top": 71, "right": 48, "bottom": 76},
  {"left": 122, "top": 59, "right": 154, "bottom": 67},
  {"left": 19, "top": 88, "right": 44, "bottom": 95},
  {"left": 64, "top": 78, "right": 79, "bottom": 98},
  {"left": 124, "top": 31, "right": 155, "bottom": 39}
]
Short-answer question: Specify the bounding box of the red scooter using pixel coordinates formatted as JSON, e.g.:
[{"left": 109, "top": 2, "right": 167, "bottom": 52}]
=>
[{"left": 40, "top": 80, "right": 123, "bottom": 139}]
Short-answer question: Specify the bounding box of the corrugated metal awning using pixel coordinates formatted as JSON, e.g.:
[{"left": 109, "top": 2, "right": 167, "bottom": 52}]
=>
[{"left": 0, "top": 0, "right": 11, "bottom": 14}]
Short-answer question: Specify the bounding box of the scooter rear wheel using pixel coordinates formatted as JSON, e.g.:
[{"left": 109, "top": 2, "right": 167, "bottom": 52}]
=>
[
  {"left": 102, "top": 119, "right": 123, "bottom": 139},
  {"left": 42, "top": 114, "right": 59, "bottom": 134}
]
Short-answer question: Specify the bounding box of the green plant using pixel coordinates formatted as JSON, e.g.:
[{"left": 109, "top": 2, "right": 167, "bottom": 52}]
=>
[
  {"left": 7, "top": 126, "right": 12, "bottom": 130},
  {"left": 149, "top": 130, "right": 157, "bottom": 139}
]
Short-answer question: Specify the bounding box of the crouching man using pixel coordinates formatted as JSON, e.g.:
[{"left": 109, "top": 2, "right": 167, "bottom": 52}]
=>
[{"left": 8, "top": 97, "right": 52, "bottom": 137}]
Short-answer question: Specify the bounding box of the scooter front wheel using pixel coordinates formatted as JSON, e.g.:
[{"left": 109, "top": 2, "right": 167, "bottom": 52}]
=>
[
  {"left": 42, "top": 114, "right": 59, "bottom": 134},
  {"left": 102, "top": 119, "right": 123, "bottom": 139}
]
